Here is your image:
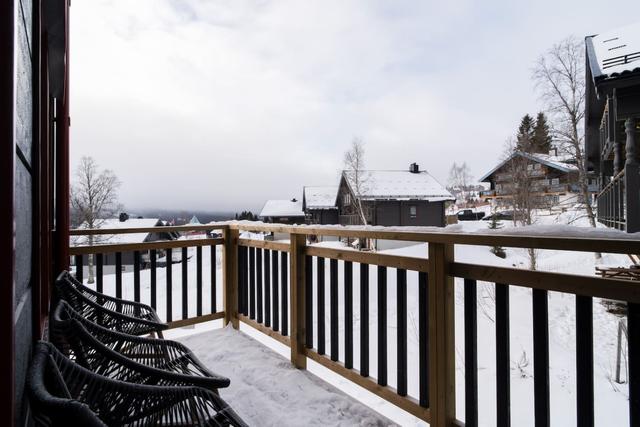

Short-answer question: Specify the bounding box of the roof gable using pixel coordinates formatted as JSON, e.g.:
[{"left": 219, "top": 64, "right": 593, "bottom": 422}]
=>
[
  {"left": 586, "top": 22, "right": 640, "bottom": 84},
  {"left": 303, "top": 186, "right": 339, "bottom": 209},
  {"left": 479, "top": 151, "right": 578, "bottom": 182},
  {"left": 342, "top": 169, "right": 453, "bottom": 201}
]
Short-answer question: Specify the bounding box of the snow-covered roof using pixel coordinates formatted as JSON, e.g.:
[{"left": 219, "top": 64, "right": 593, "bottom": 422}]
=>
[
  {"left": 189, "top": 215, "right": 201, "bottom": 225},
  {"left": 479, "top": 151, "right": 578, "bottom": 182},
  {"left": 304, "top": 186, "right": 339, "bottom": 209},
  {"left": 71, "top": 218, "right": 164, "bottom": 246},
  {"left": 343, "top": 170, "right": 454, "bottom": 201},
  {"left": 259, "top": 200, "right": 305, "bottom": 218},
  {"left": 587, "top": 22, "right": 640, "bottom": 83}
]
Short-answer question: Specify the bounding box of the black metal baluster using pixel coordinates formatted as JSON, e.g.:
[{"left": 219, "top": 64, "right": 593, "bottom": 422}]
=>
[
  {"left": 532, "top": 289, "right": 549, "bottom": 427},
  {"left": 115, "top": 252, "right": 122, "bottom": 299},
  {"left": 196, "top": 246, "right": 202, "bottom": 316},
  {"left": 264, "top": 249, "right": 271, "bottom": 327},
  {"left": 496, "top": 283, "right": 510, "bottom": 427},
  {"left": 306, "top": 255, "right": 313, "bottom": 348},
  {"left": 281, "top": 251, "right": 288, "bottom": 336},
  {"left": 182, "top": 247, "right": 188, "bottom": 320},
  {"left": 272, "top": 251, "right": 279, "bottom": 331},
  {"left": 237, "top": 245, "right": 245, "bottom": 315},
  {"left": 419, "top": 272, "right": 429, "bottom": 407},
  {"left": 397, "top": 268, "right": 407, "bottom": 396},
  {"left": 464, "top": 278, "right": 477, "bottom": 426},
  {"left": 629, "top": 302, "right": 640, "bottom": 426},
  {"left": 378, "top": 265, "right": 387, "bottom": 386},
  {"left": 330, "top": 258, "right": 339, "bottom": 361},
  {"left": 345, "top": 261, "right": 353, "bottom": 368},
  {"left": 249, "top": 247, "right": 256, "bottom": 319},
  {"left": 133, "top": 251, "right": 141, "bottom": 302},
  {"left": 576, "top": 295, "right": 594, "bottom": 427},
  {"left": 361, "top": 263, "right": 369, "bottom": 377},
  {"left": 75, "top": 255, "right": 83, "bottom": 282},
  {"left": 150, "top": 250, "right": 157, "bottom": 310},
  {"left": 243, "top": 246, "right": 249, "bottom": 316},
  {"left": 166, "top": 249, "right": 172, "bottom": 322},
  {"left": 257, "top": 248, "right": 263, "bottom": 323},
  {"left": 211, "top": 245, "right": 217, "bottom": 313},
  {"left": 317, "top": 257, "right": 325, "bottom": 355},
  {"left": 96, "top": 254, "right": 103, "bottom": 294}
]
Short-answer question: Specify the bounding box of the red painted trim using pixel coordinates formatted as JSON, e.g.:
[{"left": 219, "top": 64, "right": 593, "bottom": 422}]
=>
[{"left": 0, "top": 0, "right": 16, "bottom": 423}]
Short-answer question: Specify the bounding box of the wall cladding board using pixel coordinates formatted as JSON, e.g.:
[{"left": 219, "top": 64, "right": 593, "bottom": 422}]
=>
[
  {"left": 14, "top": 156, "right": 33, "bottom": 311},
  {"left": 15, "top": 0, "right": 33, "bottom": 165},
  {"left": 14, "top": 292, "right": 32, "bottom": 426}
]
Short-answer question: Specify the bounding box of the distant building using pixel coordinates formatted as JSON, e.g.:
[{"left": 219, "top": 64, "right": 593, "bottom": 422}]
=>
[
  {"left": 585, "top": 23, "right": 640, "bottom": 232},
  {"left": 302, "top": 186, "right": 339, "bottom": 225},
  {"left": 336, "top": 163, "right": 454, "bottom": 227},
  {"left": 258, "top": 199, "right": 305, "bottom": 224},
  {"left": 479, "top": 150, "right": 596, "bottom": 209}
]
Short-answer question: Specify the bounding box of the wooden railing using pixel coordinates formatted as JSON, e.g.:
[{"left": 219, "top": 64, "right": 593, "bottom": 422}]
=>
[
  {"left": 597, "top": 170, "right": 626, "bottom": 230},
  {"left": 69, "top": 222, "right": 640, "bottom": 427}
]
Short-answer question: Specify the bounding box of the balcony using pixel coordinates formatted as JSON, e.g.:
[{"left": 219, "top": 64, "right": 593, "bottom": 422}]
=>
[
  {"left": 597, "top": 170, "right": 626, "bottom": 230},
  {"left": 68, "top": 222, "right": 640, "bottom": 426}
]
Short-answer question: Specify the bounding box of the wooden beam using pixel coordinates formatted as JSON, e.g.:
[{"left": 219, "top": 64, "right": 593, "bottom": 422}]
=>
[
  {"left": 428, "top": 242, "right": 455, "bottom": 427},
  {"left": 223, "top": 229, "right": 239, "bottom": 329},
  {"left": 450, "top": 262, "right": 640, "bottom": 303},
  {"left": 239, "top": 314, "right": 291, "bottom": 348},
  {"left": 289, "top": 233, "right": 307, "bottom": 369},
  {"left": 69, "top": 238, "right": 224, "bottom": 255},
  {"left": 239, "top": 239, "right": 290, "bottom": 252},
  {"left": 305, "top": 349, "right": 431, "bottom": 422},
  {"left": 305, "top": 246, "right": 428, "bottom": 272},
  {"left": 69, "top": 224, "right": 230, "bottom": 235},
  {"left": 166, "top": 312, "right": 225, "bottom": 329}
]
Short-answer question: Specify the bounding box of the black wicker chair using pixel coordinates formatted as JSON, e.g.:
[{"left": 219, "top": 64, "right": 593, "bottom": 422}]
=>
[
  {"left": 55, "top": 270, "right": 167, "bottom": 337},
  {"left": 51, "top": 300, "right": 230, "bottom": 390},
  {"left": 28, "top": 341, "right": 247, "bottom": 426}
]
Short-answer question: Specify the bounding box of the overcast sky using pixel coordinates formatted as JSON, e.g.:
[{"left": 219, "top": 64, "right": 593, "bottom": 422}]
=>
[{"left": 70, "top": 0, "right": 637, "bottom": 213}]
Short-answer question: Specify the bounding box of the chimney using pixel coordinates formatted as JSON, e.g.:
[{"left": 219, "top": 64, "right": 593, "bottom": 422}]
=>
[
  {"left": 291, "top": 198, "right": 298, "bottom": 202},
  {"left": 409, "top": 163, "right": 419, "bottom": 173},
  {"left": 119, "top": 212, "right": 129, "bottom": 222}
]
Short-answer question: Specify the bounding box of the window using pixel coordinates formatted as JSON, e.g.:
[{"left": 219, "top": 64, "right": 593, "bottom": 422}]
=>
[
  {"left": 343, "top": 193, "right": 351, "bottom": 206},
  {"left": 409, "top": 205, "right": 417, "bottom": 219},
  {"left": 551, "top": 178, "right": 560, "bottom": 185},
  {"left": 534, "top": 163, "right": 542, "bottom": 170},
  {"left": 527, "top": 164, "right": 534, "bottom": 171}
]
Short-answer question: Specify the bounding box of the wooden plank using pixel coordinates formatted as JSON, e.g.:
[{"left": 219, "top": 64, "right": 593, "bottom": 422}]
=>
[
  {"left": 166, "top": 312, "right": 225, "bottom": 329},
  {"left": 281, "top": 251, "right": 289, "bottom": 336},
  {"left": 69, "top": 238, "right": 224, "bottom": 255},
  {"left": 306, "top": 246, "right": 428, "bottom": 272},
  {"left": 223, "top": 228, "right": 239, "bottom": 329},
  {"left": 240, "top": 314, "right": 291, "bottom": 348},
  {"left": 450, "top": 262, "right": 640, "bottom": 303},
  {"left": 239, "top": 238, "right": 290, "bottom": 252},
  {"left": 289, "top": 233, "right": 307, "bottom": 369},
  {"left": 428, "top": 242, "right": 455, "bottom": 427},
  {"left": 305, "top": 255, "right": 313, "bottom": 349},
  {"left": 70, "top": 224, "right": 230, "bottom": 235},
  {"left": 305, "top": 349, "right": 431, "bottom": 423}
]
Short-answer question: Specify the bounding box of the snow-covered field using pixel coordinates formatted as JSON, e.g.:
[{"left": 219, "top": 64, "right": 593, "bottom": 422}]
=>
[{"left": 78, "top": 210, "right": 635, "bottom": 426}]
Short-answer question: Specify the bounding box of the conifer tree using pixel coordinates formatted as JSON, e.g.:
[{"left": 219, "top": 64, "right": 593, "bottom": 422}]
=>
[
  {"left": 488, "top": 213, "right": 506, "bottom": 258},
  {"left": 516, "top": 114, "right": 535, "bottom": 152},
  {"left": 532, "top": 112, "right": 552, "bottom": 154}
]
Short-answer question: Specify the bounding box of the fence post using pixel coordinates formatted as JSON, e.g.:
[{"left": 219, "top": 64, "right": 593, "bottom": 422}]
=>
[
  {"left": 223, "top": 227, "right": 239, "bottom": 329},
  {"left": 289, "top": 233, "right": 307, "bottom": 369},
  {"left": 428, "top": 242, "right": 455, "bottom": 427}
]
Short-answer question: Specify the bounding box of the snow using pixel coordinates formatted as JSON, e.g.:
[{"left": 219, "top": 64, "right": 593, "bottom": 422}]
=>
[
  {"left": 176, "top": 326, "right": 392, "bottom": 426},
  {"left": 259, "top": 199, "right": 305, "bottom": 218},
  {"left": 78, "top": 209, "right": 638, "bottom": 426},
  {"left": 343, "top": 170, "right": 454, "bottom": 201},
  {"left": 71, "top": 218, "right": 163, "bottom": 245},
  {"left": 304, "top": 186, "right": 339, "bottom": 209},
  {"left": 588, "top": 22, "right": 640, "bottom": 80}
]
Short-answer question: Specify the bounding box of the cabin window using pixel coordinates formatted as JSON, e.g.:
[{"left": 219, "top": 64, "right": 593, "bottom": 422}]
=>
[
  {"left": 343, "top": 193, "right": 351, "bottom": 206},
  {"left": 409, "top": 205, "right": 417, "bottom": 219},
  {"left": 534, "top": 163, "right": 542, "bottom": 170},
  {"left": 527, "top": 164, "right": 534, "bottom": 171},
  {"left": 551, "top": 178, "right": 560, "bottom": 185}
]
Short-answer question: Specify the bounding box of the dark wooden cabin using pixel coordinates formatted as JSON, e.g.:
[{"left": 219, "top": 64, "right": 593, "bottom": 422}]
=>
[
  {"left": 336, "top": 163, "right": 454, "bottom": 227},
  {"left": 302, "top": 186, "right": 339, "bottom": 225},
  {"left": 585, "top": 22, "right": 640, "bottom": 232}
]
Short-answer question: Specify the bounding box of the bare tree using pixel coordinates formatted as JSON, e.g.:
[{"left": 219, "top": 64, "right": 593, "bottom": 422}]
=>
[
  {"left": 71, "top": 156, "right": 122, "bottom": 283},
  {"left": 532, "top": 36, "right": 601, "bottom": 259},
  {"left": 448, "top": 162, "right": 473, "bottom": 205},
  {"left": 343, "top": 138, "right": 370, "bottom": 225}
]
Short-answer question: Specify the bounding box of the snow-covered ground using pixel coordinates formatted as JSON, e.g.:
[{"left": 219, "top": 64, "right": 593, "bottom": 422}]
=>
[{"left": 77, "top": 209, "right": 636, "bottom": 426}]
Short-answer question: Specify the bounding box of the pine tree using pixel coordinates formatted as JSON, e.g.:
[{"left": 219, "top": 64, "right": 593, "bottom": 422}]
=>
[
  {"left": 488, "top": 213, "right": 506, "bottom": 258},
  {"left": 532, "top": 112, "right": 552, "bottom": 154},
  {"left": 516, "top": 114, "right": 535, "bottom": 152}
]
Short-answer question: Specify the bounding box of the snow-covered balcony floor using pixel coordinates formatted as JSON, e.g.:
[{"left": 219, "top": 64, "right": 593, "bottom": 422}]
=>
[{"left": 176, "top": 326, "right": 393, "bottom": 426}]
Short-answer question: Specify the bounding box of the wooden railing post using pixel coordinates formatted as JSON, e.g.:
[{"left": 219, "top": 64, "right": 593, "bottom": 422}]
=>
[
  {"left": 223, "top": 227, "right": 239, "bottom": 329},
  {"left": 428, "top": 242, "right": 455, "bottom": 427},
  {"left": 289, "top": 233, "right": 307, "bottom": 369}
]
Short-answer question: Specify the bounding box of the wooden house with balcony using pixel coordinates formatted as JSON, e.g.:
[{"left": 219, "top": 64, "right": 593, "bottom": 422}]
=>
[
  {"left": 585, "top": 22, "right": 640, "bottom": 232},
  {"left": 336, "top": 163, "right": 454, "bottom": 227},
  {"left": 479, "top": 151, "right": 589, "bottom": 208}
]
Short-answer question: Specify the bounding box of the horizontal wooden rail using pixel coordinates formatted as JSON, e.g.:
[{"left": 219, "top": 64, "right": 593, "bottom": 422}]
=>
[
  {"left": 305, "top": 246, "right": 428, "bottom": 272},
  {"left": 69, "top": 238, "right": 224, "bottom": 255},
  {"left": 450, "top": 262, "right": 640, "bottom": 303},
  {"left": 239, "top": 314, "right": 291, "bottom": 348},
  {"left": 70, "top": 224, "right": 229, "bottom": 235},
  {"left": 305, "top": 349, "right": 431, "bottom": 422},
  {"left": 166, "top": 312, "right": 225, "bottom": 329},
  {"left": 238, "top": 239, "right": 290, "bottom": 252}
]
